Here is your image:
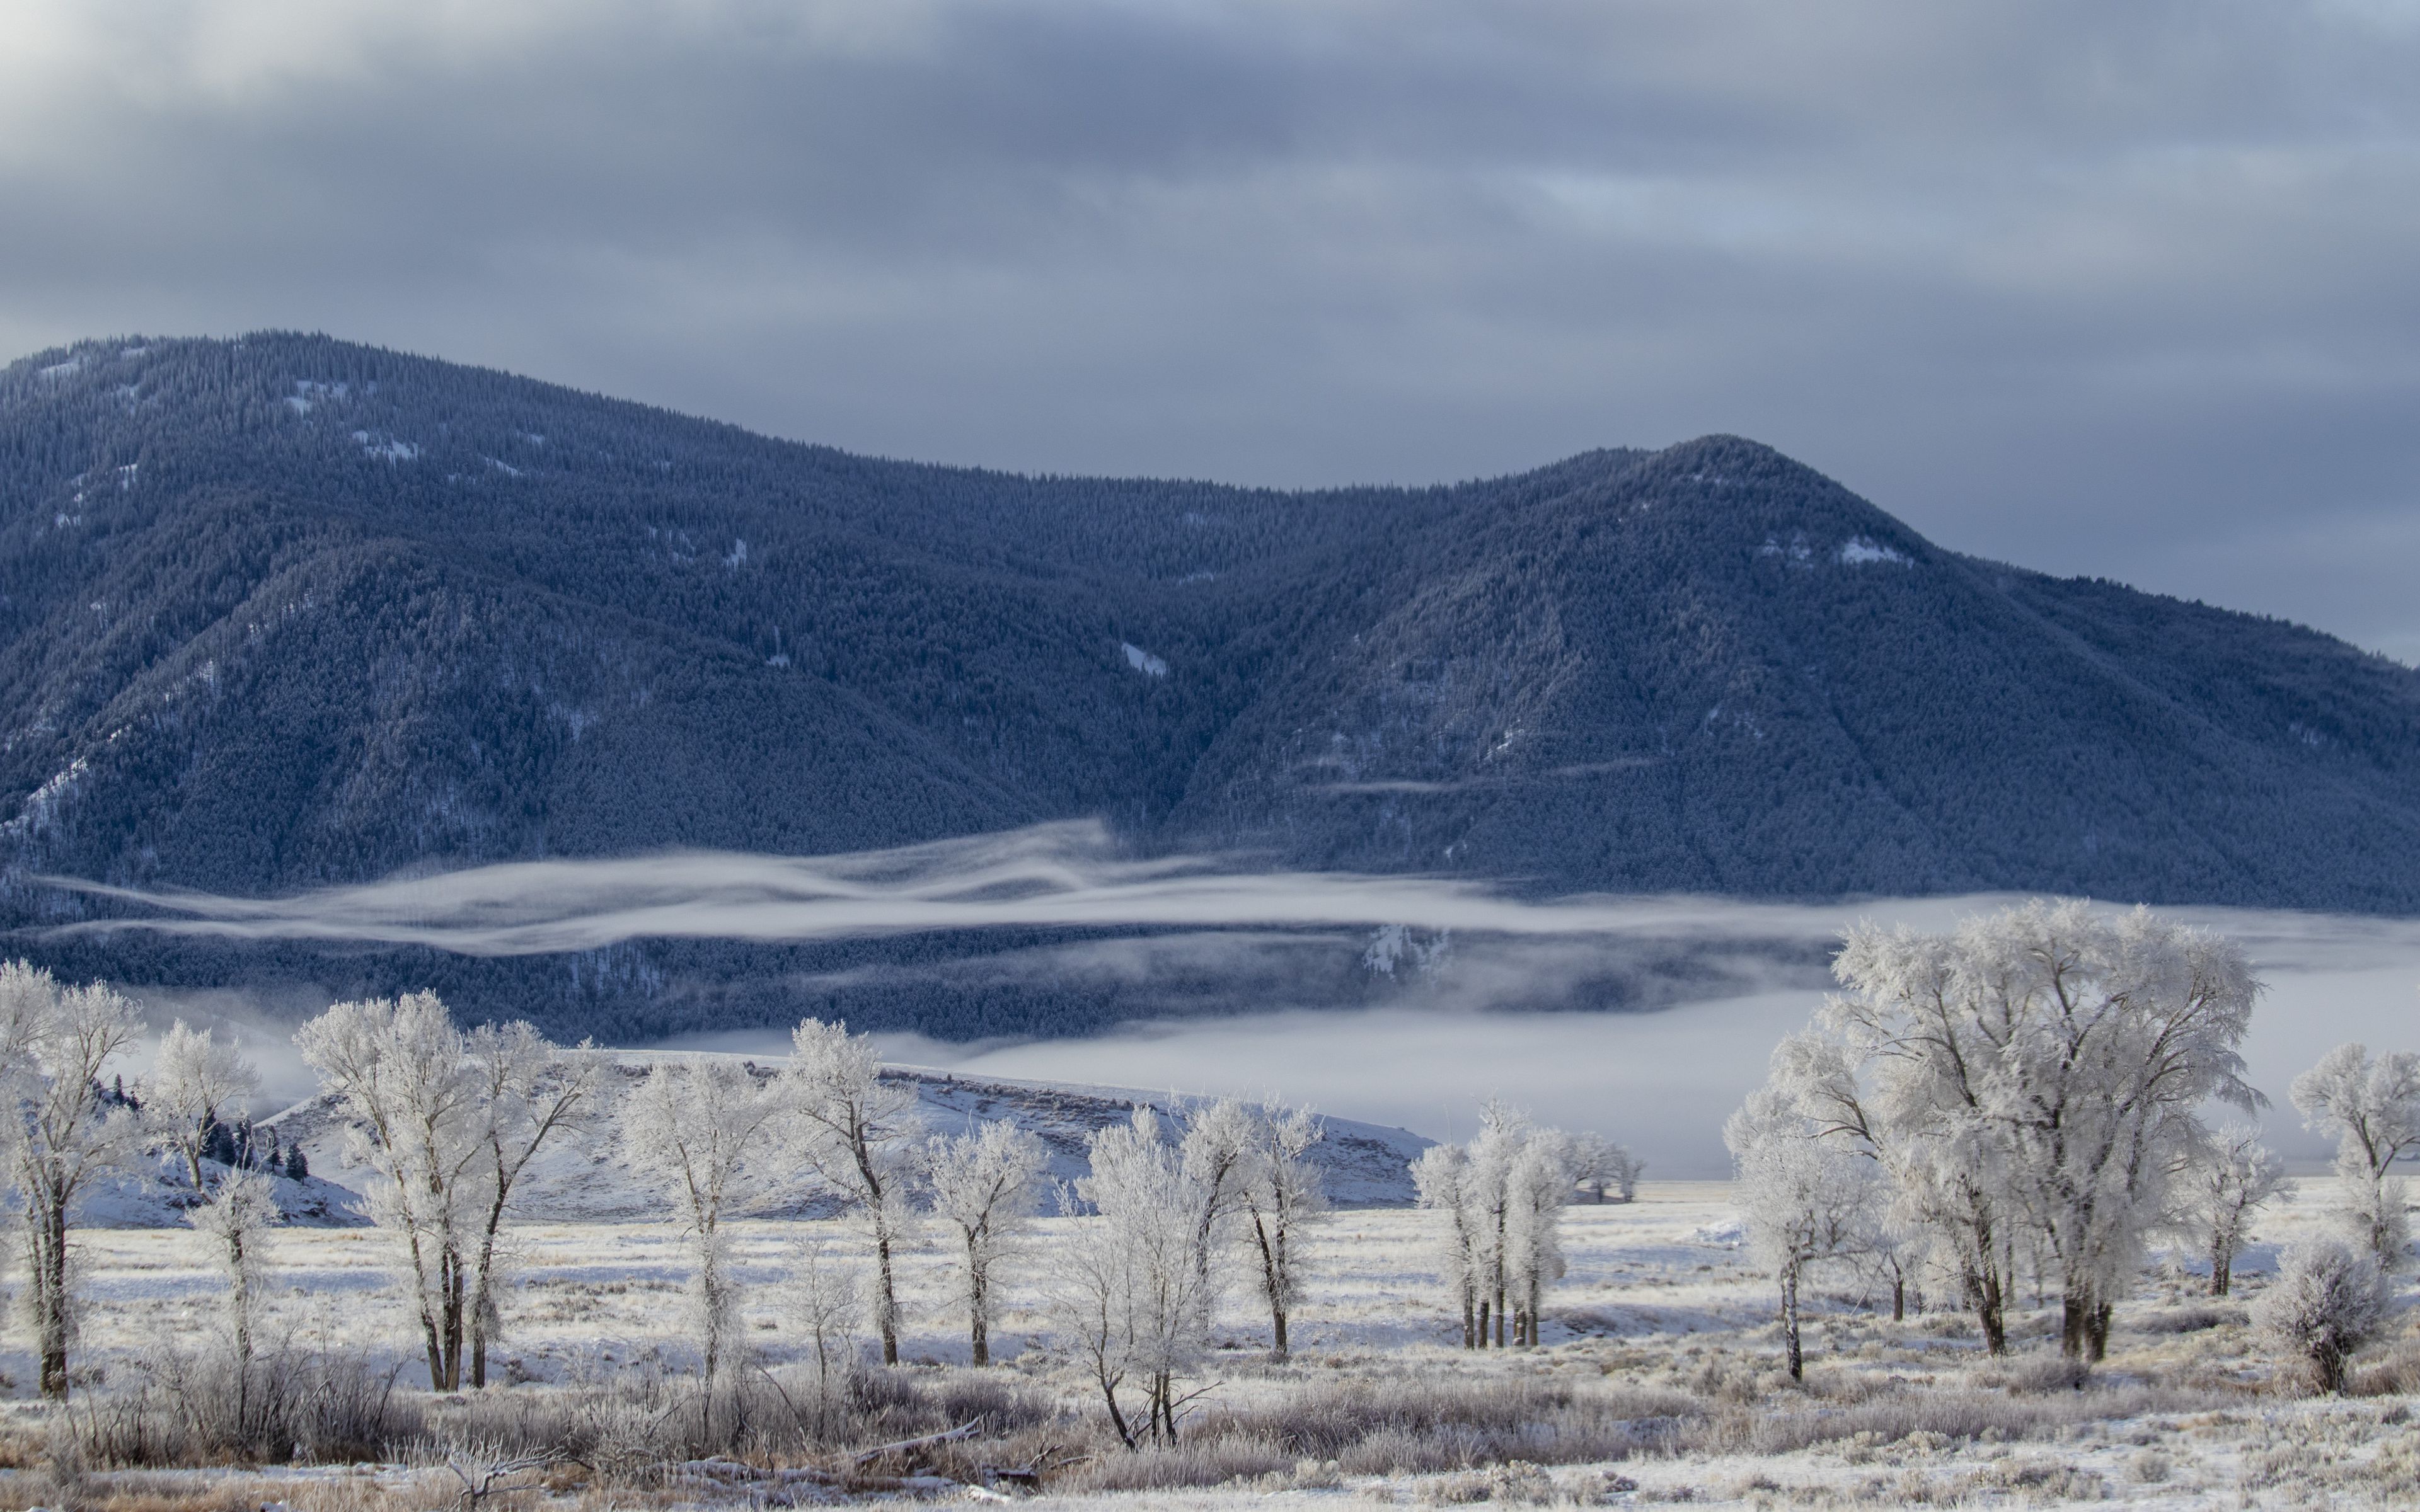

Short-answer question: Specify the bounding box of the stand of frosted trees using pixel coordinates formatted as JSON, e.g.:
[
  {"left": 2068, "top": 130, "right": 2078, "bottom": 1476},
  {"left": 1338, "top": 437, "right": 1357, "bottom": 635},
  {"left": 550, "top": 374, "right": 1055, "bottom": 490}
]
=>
[
  {"left": 1412, "top": 1101, "right": 1575, "bottom": 1349},
  {"left": 297, "top": 994, "right": 597, "bottom": 1390},
  {"left": 1727, "top": 901, "right": 2271, "bottom": 1373},
  {"left": 1720, "top": 900, "right": 2420, "bottom": 1391}
]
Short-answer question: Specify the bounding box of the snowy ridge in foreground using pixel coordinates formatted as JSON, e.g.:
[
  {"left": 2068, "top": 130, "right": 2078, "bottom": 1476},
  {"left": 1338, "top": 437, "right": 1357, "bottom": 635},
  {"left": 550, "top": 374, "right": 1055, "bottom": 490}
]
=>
[{"left": 228, "top": 1050, "right": 1432, "bottom": 1230}]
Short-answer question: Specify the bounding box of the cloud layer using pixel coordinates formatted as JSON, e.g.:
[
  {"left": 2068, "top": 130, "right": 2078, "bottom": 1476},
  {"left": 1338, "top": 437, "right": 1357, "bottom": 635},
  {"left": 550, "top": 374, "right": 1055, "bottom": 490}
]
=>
[
  {"left": 2, "top": 2, "right": 2416, "bottom": 658},
  {"left": 45, "top": 820, "right": 1947, "bottom": 956}
]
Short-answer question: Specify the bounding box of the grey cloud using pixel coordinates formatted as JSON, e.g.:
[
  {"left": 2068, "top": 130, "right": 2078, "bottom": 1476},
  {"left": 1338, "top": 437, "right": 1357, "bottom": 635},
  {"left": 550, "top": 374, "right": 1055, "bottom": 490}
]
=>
[{"left": 3, "top": 2, "right": 2417, "bottom": 658}]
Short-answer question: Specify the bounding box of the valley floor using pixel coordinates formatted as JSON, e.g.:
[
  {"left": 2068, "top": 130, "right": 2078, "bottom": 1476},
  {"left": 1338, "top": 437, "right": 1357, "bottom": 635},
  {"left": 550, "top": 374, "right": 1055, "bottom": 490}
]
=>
[{"left": 3, "top": 1184, "right": 2414, "bottom": 1509}]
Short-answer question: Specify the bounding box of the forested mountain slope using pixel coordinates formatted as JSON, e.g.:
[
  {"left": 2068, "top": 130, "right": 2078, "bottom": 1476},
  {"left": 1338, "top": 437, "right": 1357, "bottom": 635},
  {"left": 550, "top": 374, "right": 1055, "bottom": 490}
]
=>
[{"left": 3, "top": 334, "right": 2416, "bottom": 1037}]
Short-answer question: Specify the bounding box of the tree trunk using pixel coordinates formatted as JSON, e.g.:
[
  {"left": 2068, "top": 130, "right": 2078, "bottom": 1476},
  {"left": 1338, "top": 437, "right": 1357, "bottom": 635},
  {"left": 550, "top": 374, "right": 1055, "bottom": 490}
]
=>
[
  {"left": 1974, "top": 1268, "right": 2007, "bottom": 1356},
  {"left": 2210, "top": 1241, "right": 2232, "bottom": 1298},
  {"left": 1461, "top": 1289, "right": 1475, "bottom": 1350},
  {"left": 36, "top": 1200, "right": 71, "bottom": 1400},
  {"left": 875, "top": 1230, "right": 901, "bottom": 1365},
  {"left": 1891, "top": 1272, "right": 1906, "bottom": 1322},
  {"left": 2060, "top": 1292, "right": 2091, "bottom": 1360},
  {"left": 1781, "top": 1264, "right": 1804, "bottom": 1382},
  {"left": 1477, "top": 1298, "right": 1491, "bottom": 1350},
  {"left": 1252, "top": 1213, "right": 1290, "bottom": 1363},
  {"left": 441, "top": 1249, "right": 466, "bottom": 1390},
  {"left": 969, "top": 1246, "right": 990, "bottom": 1366},
  {"left": 1099, "top": 1368, "right": 1136, "bottom": 1449},
  {"left": 2088, "top": 1301, "right": 2112, "bottom": 1363}
]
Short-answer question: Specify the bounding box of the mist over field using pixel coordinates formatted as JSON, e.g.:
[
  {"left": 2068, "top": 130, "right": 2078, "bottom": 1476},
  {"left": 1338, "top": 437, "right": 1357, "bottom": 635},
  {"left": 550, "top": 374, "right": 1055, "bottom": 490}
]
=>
[{"left": 622, "top": 887, "right": 2420, "bottom": 1179}]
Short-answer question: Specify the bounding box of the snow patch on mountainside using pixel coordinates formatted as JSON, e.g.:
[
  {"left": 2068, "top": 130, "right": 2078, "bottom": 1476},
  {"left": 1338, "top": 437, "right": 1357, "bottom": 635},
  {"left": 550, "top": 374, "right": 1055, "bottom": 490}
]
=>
[
  {"left": 1836, "top": 536, "right": 1909, "bottom": 566},
  {"left": 1121, "top": 642, "right": 1169, "bottom": 677}
]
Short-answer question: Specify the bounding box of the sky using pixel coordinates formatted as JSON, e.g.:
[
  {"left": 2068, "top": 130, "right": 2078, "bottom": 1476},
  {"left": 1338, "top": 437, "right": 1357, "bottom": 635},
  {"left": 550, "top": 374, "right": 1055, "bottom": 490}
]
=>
[{"left": 4, "top": 1, "right": 2418, "bottom": 661}]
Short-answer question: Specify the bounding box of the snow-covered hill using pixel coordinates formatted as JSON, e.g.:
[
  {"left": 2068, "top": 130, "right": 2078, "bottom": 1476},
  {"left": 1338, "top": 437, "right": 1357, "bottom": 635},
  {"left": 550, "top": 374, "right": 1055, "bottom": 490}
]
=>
[{"left": 214, "top": 1051, "right": 1432, "bottom": 1230}]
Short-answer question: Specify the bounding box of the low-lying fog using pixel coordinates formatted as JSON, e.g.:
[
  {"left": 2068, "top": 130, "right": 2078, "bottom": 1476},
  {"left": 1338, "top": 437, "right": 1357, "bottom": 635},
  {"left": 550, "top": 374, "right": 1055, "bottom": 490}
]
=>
[
  {"left": 70, "top": 825, "right": 2420, "bottom": 1181},
  {"left": 659, "top": 899, "right": 2420, "bottom": 1181}
]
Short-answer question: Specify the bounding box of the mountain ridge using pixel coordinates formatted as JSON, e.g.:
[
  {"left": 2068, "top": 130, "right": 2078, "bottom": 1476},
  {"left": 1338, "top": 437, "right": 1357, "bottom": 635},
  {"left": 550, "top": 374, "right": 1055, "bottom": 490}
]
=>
[{"left": 4, "top": 332, "right": 2416, "bottom": 1039}]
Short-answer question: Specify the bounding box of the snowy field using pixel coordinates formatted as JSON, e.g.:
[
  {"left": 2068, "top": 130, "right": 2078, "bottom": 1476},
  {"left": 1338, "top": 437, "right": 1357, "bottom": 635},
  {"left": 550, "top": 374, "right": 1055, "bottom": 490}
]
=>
[{"left": 7, "top": 1181, "right": 2417, "bottom": 1509}]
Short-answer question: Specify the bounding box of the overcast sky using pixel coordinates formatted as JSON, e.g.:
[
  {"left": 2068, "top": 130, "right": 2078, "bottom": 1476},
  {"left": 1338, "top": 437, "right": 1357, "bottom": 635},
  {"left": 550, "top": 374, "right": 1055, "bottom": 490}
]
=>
[{"left": 5, "top": 1, "right": 2416, "bottom": 660}]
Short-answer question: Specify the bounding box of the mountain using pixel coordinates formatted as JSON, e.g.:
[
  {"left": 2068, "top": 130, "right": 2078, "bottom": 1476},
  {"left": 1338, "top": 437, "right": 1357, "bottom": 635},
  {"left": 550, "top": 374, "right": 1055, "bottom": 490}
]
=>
[{"left": 4, "top": 333, "right": 2417, "bottom": 1038}]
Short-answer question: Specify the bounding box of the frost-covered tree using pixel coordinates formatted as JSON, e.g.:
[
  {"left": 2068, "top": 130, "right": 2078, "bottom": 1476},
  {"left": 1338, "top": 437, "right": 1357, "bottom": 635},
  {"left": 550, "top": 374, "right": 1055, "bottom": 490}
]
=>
[
  {"left": 188, "top": 1167, "right": 279, "bottom": 1422},
  {"left": 2290, "top": 1043, "right": 2420, "bottom": 1268},
  {"left": 1411, "top": 1142, "right": 1481, "bottom": 1348},
  {"left": 1177, "top": 1097, "right": 1257, "bottom": 1320},
  {"left": 1569, "top": 1132, "right": 1643, "bottom": 1204},
  {"left": 297, "top": 997, "right": 589, "bottom": 1391},
  {"left": 2254, "top": 1236, "right": 2401, "bottom": 1393},
  {"left": 1504, "top": 1128, "right": 1572, "bottom": 1348},
  {"left": 1725, "top": 1080, "right": 1882, "bottom": 1380},
  {"left": 1818, "top": 901, "right": 2262, "bottom": 1359},
  {"left": 781, "top": 1019, "right": 924, "bottom": 1365},
  {"left": 1049, "top": 1108, "right": 1215, "bottom": 1446},
  {"left": 781, "top": 1236, "right": 861, "bottom": 1432},
  {"left": 142, "top": 1020, "right": 262, "bottom": 1198},
  {"left": 926, "top": 1117, "right": 1048, "bottom": 1365},
  {"left": 1240, "top": 1097, "right": 1327, "bottom": 1361},
  {"left": 296, "top": 992, "right": 488, "bottom": 1390},
  {"left": 621, "top": 1057, "right": 785, "bottom": 1400},
  {"left": 0, "top": 961, "right": 142, "bottom": 1398},
  {"left": 463, "top": 1024, "right": 595, "bottom": 1388},
  {"left": 2181, "top": 1123, "right": 2285, "bottom": 1297}
]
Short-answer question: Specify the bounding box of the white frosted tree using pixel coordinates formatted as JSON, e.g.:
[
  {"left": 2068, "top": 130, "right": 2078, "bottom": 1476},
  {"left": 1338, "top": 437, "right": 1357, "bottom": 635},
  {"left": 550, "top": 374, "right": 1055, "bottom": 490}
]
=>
[
  {"left": 463, "top": 1023, "right": 596, "bottom": 1387},
  {"left": 1240, "top": 1097, "right": 1327, "bottom": 1361},
  {"left": 926, "top": 1117, "right": 1049, "bottom": 1365},
  {"left": 621, "top": 1057, "right": 785, "bottom": 1402},
  {"left": 2290, "top": 1043, "right": 2420, "bottom": 1269},
  {"left": 781, "top": 1019, "right": 924, "bottom": 1365},
  {"left": 188, "top": 1167, "right": 279, "bottom": 1424},
  {"left": 1049, "top": 1107, "right": 1215, "bottom": 1446},
  {"left": 1411, "top": 1142, "right": 1481, "bottom": 1348},
  {"left": 2181, "top": 1122, "right": 2286, "bottom": 1297},
  {"left": 781, "top": 1236, "right": 862, "bottom": 1432},
  {"left": 2254, "top": 1236, "right": 2401, "bottom": 1393},
  {"left": 1177, "top": 1097, "right": 1257, "bottom": 1323},
  {"left": 142, "top": 1020, "right": 262, "bottom": 1198},
  {"left": 1820, "top": 900, "right": 2262, "bottom": 1360},
  {"left": 1569, "top": 1131, "right": 1643, "bottom": 1204},
  {"left": 0, "top": 961, "right": 143, "bottom": 1399},
  {"left": 1726, "top": 1080, "right": 1882, "bottom": 1380},
  {"left": 296, "top": 992, "right": 488, "bottom": 1390}
]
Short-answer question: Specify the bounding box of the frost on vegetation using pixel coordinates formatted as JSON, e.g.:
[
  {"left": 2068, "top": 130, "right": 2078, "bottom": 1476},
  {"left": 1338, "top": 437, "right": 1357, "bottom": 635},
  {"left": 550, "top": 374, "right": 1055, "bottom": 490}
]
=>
[
  {"left": 1121, "top": 641, "right": 1169, "bottom": 677},
  {"left": 1836, "top": 536, "right": 1910, "bottom": 566},
  {"left": 350, "top": 429, "right": 419, "bottom": 461},
  {"left": 1362, "top": 923, "right": 1452, "bottom": 980},
  {"left": 2290, "top": 1041, "right": 2420, "bottom": 1268},
  {"left": 2255, "top": 1236, "right": 2401, "bottom": 1393}
]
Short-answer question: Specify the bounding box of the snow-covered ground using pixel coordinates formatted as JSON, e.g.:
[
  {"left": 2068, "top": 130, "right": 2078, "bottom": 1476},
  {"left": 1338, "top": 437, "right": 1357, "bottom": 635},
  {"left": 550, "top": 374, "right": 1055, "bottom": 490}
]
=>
[{"left": 10, "top": 1179, "right": 2416, "bottom": 1509}]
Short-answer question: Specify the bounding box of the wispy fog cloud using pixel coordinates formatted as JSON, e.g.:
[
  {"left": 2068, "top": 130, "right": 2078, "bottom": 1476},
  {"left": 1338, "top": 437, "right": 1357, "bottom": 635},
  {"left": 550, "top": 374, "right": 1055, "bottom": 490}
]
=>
[
  {"left": 47, "top": 819, "right": 2420, "bottom": 1173},
  {"left": 42, "top": 820, "right": 1983, "bottom": 957}
]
